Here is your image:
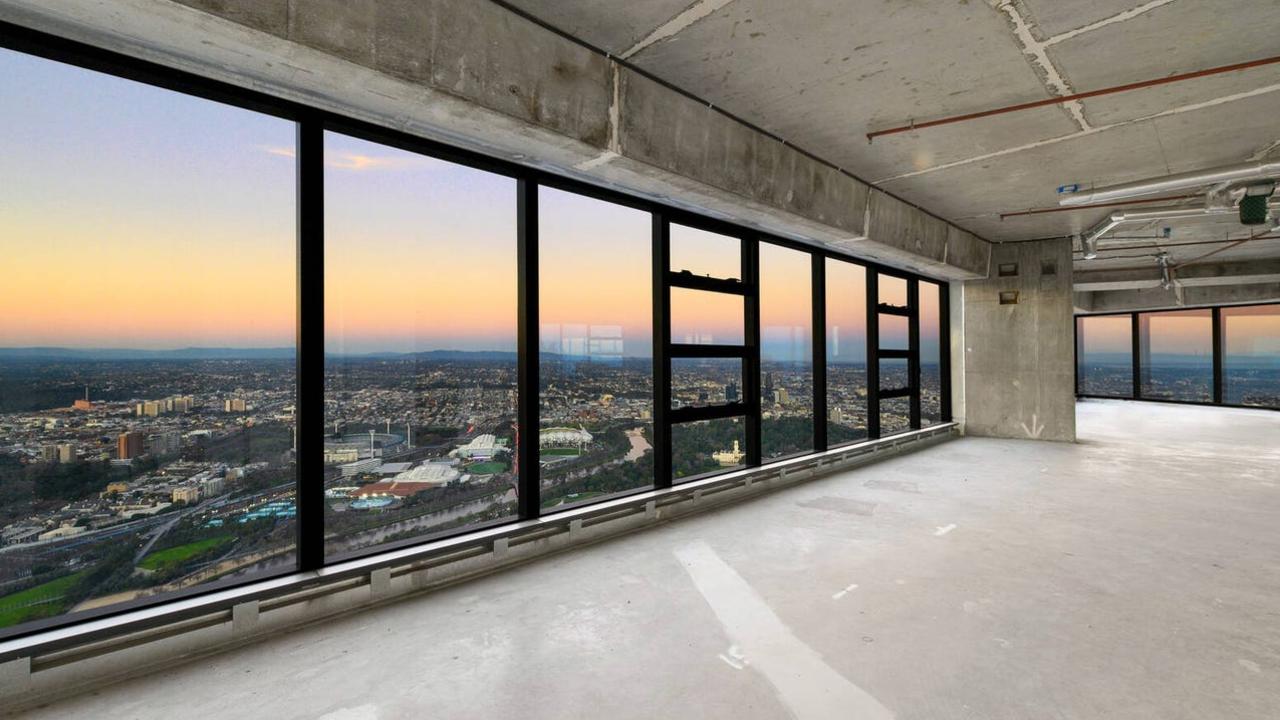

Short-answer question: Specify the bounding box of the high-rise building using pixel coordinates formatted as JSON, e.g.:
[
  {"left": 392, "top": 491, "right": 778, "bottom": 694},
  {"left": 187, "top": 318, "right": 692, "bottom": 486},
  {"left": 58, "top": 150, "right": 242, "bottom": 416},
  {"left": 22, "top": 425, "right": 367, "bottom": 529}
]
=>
[
  {"left": 40, "top": 445, "right": 60, "bottom": 464},
  {"left": 117, "top": 431, "right": 144, "bottom": 460},
  {"left": 56, "top": 443, "right": 75, "bottom": 464},
  {"left": 225, "top": 398, "right": 248, "bottom": 413}
]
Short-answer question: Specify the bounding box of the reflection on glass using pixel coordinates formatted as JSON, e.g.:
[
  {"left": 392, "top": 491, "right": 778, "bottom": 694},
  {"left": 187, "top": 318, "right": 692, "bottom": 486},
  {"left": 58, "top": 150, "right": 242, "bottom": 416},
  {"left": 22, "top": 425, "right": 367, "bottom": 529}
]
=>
[
  {"left": 880, "top": 397, "right": 911, "bottom": 436},
  {"left": 1138, "top": 309, "right": 1211, "bottom": 402},
  {"left": 670, "top": 288, "right": 744, "bottom": 345},
  {"left": 1077, "top": 315, "right": 1133, "bottom": 397},
  {"left": 879, "top": 314, "right": 909, "bottom": 350},
  {"left": 538, "top": 188, "right": 653, "bottom": 512},
  {"left": 919, "top": 281, "right": 943, "bottom": 426},
  {"left": 760, "top": 244, "right": 813, "bottom": 460},
  {"left": 672, "top": 418, "right": 746, "bottom": 482},
  {"left": 672, "top": 358, "right": 742, "bottom": 409},
  {"left": 879, "top": 274, "right": 908, "bottom": 308},
  {"left": 1222, "top": 304, "right": 1280, "bottom": 408},
  {"left": 826, "top": 259, "right": 868, "bottom": 445},
  {"left": 324, "top": 132, "right": 518, "bottom": 558},
  {"left": 670, "top": 224, "right": 741, "bottom": 280},
  {"left": 0, "top": 48, "right": 297, "bottom": 631}
]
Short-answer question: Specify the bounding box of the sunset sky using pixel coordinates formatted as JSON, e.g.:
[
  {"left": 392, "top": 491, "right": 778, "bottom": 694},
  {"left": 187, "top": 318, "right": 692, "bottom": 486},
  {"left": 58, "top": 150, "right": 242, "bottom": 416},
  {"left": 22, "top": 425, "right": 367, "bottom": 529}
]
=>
[
  {"left": 0, "top": 48, "right": 296, "bottom": 349},
  {"left": 11, "top": 48, "right": 1266, "bottom": 365}
]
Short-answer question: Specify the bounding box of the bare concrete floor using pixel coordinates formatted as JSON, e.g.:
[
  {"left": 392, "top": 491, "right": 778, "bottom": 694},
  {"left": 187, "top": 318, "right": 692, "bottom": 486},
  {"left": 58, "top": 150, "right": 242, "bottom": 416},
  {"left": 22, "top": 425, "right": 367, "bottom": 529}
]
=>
[{"left": 16, "top": 401, "right": 1280, "bottom": 719}]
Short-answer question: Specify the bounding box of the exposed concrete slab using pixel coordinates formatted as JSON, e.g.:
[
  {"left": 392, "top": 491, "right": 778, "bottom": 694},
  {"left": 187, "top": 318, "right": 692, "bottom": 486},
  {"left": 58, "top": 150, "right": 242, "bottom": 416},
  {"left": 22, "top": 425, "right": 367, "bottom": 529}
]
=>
[
  {"left": 0, "top": 0, "right": 988, "bottom": 279},
  {"left": 1020, "top": 0, "right": 1161, "bottom": 40},
  {"left": 1079, "top": 282, "right": 1280, "bottom": 313},
  {"left": 610, "top": 0, "right": 1077, "bottom": 182},
  {"left": 963, "top": 238, "right": 1076, "bottom": 441},
  {"left": 1045, "top": 1, "right": 1280, "bottom": 127},
  {"left": 503, "top": 0, "right": 693, "bottom": 56},
  {"left": 14, "top": 401, "right": 1280, "bottom": 719}
]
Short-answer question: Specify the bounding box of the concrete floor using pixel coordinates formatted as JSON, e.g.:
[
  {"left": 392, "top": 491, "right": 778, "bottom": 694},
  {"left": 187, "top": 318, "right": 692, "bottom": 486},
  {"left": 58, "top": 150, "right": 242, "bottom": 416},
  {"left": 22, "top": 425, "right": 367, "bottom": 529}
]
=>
[{"left": 15, "top": 401, "right": 1280, "bottom": 719}]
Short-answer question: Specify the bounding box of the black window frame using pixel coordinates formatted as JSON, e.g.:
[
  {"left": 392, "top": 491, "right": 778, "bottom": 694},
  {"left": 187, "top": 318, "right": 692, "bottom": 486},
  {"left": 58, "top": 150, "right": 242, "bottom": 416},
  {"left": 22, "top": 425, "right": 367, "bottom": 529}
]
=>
[
  {"left": 0, "top": 20, "right": 954, "bottom": 642},
  {"left": 1075, "top": 303, "right": 1280, "bottom": 411}
]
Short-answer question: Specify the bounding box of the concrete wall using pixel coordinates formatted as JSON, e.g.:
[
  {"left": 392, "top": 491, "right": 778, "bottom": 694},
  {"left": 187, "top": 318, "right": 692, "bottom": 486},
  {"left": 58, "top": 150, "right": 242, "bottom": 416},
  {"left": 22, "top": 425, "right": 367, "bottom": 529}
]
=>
[
  {"left": 963, "top": 239, "right": 1076, "bottom": 442},
  {"left": 0, "top": 0, "right": 989, "bottom": 280}
]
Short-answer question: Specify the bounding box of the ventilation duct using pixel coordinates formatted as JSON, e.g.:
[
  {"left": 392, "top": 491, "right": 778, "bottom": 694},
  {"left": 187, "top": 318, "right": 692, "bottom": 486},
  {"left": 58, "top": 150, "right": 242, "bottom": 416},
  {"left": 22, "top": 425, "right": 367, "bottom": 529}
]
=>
[{"left": 1059, "top": 160, "right": 1280, "bottom": 207}]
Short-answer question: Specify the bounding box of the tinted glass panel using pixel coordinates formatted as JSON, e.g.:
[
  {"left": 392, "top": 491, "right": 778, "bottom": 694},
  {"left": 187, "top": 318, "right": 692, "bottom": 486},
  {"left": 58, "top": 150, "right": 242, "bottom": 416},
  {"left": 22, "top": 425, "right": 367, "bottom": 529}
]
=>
[
  {"left": 878, "top": 314, "right": 909, "bottom": 350},
  {"left": 879, "top": 274, "right": 908, "bottom": 309},
  {"left": 880, "top": 358, "right": 909, "bottom": 391},
  {"left": 671, "top": 418, "right": 746, "bottom": 483},
  {"left": 672, "top": 358, "right": 743, "bottom": 409},
  {"left": 1138, "top": 309, "right": 1212, "bottom": 402},
  {"left": 323, "top": 132, "right": 518, "bottom": 558},
  {"left": 0, "top": 49, "right": 297, "bottom": 631},
  {"left": 880, "top": 397, "right": 911, "bottom": 436},
  {"left": 1077, "top": 315, "right": 1133, "bottom": 397},
  {"left": 919, "top": 281, "right": 943, "bottom": 426},
  {"left": 826, "top": 260, "right": 868, "bottom": 445},
  {"left": 760, "top": 244, "right": 813, "bottom": 460},
  {"left": 538, "top": 188, "right": 653, "bottom": 511},
  {"left": 670, "top": 288, "right": 744, "bottom": 345},
  {"left": 669, "top": 224, "right": 741, "bottom": 280},
  {"left": 1222, "top": 304, "right": 1280, "bottom": 408}
]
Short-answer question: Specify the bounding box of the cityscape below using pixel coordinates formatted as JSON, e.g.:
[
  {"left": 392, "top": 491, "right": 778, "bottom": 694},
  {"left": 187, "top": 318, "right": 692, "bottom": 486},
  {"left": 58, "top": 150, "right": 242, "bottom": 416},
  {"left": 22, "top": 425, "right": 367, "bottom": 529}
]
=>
[{"left": 0, "top": 352, "right": 945, "bottom": 631}]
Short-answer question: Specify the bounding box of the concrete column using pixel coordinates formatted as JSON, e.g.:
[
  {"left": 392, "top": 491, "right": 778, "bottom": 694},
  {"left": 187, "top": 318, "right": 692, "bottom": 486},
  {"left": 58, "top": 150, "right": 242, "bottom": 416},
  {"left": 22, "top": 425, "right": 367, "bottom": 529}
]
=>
[{"left": 962, "top": 239, "right": 1075, "bottom": 442}]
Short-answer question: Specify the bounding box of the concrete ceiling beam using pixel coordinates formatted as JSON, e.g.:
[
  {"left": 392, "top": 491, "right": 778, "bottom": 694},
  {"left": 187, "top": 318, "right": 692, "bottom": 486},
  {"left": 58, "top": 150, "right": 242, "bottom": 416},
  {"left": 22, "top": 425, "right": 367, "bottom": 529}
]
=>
[{"left": 1074, "top": 259, "right": 1280, "bottom": 292}]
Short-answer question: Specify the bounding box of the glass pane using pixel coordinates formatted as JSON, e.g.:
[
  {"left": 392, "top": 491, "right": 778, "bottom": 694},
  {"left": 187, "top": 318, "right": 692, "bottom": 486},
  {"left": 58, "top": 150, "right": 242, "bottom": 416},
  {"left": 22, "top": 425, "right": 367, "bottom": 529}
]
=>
[
  {"left": 879, "top": 274, "right": 908, "bottom": 309},
  {"left": 538, "top": 188, "right": 654, "bottom": 512},
  {"left": 0, "top": 48, "right": 297, "bottom": 631},
  {"left": 919, "top": 281, "right": 943, "bottom": 426},
  {"left": 1222, "top": 304, "right": 1280, "bottom": 408},
  {"left": 880, "top": 358, "right": 909, "bottom": 391},
  {"left": 826, "top": 259, "right": 868, "bottom": 445},
  {"left": 672, "top": 358, "right": 743, "bottom": 409},
  {"left": 760, "top": 244, "right": 813, "bottom": 460},
  {"left": 880, "top": 397, "right": 911, "bottom": 436},
  {"left": 324, "top": 132, "right": 518, "bottom": 558},
  {"left": 669, "top": 224, "right": 741, "bottom": 280},
  {"left": 1138, "top": 309, "right": 1212, "bottom": 402},
  {"left": 1076, "top": 315, "right": 1133, "bottom": 397},
  {"left": 878, "top": 314, "right": 909, "bottom": 350},
  {"left": 671, "top": 288, "right": 744, "bottom": 345},
  {"left": 671, "top": 418, "right": 746, "bottom": 483}
]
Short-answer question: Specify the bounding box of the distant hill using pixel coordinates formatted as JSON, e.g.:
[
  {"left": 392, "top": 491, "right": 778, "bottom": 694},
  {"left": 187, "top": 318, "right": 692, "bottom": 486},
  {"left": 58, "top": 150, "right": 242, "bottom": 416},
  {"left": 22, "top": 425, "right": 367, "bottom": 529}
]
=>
[{"left": 0, "top": 347, "right": 295, "bottom": 361}]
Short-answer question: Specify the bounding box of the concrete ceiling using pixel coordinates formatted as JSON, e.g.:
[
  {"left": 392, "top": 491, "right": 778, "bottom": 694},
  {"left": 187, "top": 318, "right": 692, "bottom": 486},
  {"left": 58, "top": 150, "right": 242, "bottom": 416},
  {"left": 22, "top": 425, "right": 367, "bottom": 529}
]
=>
[{"left": 506, "top": 0, "right": 1280, "bottom": 287}]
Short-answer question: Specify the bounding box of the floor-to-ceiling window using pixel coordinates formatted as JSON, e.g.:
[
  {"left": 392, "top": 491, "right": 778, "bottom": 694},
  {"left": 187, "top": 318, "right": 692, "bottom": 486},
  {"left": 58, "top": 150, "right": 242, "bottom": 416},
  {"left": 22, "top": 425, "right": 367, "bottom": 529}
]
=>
[
  {"left": 825, "top": 259, "right": 868, "bottom": 445},
  {"left": 919, "top": 281, "right": 944, "bottom": 426},
  {"left": 1222, "top": 304, "right": 1280, "bottom": 407},
  {"left": 323, "top": 131, "right": 519, "bottom": 558},
  {"left": 1077, "top": 305, "right": 1279, "bottom": 410},
  {"left": 759, "top": 243, "right": 813, "bottom": 460},
  {"left": 0, "top": 34, "right": 955, "bottom": 640},
  {"left": 0, "top": 48, "right": 298, "bottom": 630},
  {"left": 876, "top": 274, "right": 913, "bottom": 436},
  {"left": 538, "top": 188, "right": 653, "bottom": 511},
  {"left": 1138, "top": 309, "right": 1212, "bottom": 402},
  {"left": 1076, "top": 314, "right": 1134, "bottom": 398}
]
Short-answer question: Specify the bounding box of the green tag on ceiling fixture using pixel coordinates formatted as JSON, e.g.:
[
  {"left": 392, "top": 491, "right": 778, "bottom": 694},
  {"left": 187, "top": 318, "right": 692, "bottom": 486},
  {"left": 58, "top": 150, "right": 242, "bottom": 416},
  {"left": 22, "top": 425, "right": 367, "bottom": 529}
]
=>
[{"left": 1239, "top": 195, "right": 1269, "bottom": 225}]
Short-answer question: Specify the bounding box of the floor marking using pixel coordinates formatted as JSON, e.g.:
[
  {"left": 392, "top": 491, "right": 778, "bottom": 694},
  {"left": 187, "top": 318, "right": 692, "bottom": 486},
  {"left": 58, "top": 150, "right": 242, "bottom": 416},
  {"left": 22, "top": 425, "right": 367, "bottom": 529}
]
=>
[
  {"left": 718, "top": 644, "right": 750, "bottom": 670},
  {"left": 934, "top": 524, "right": 957, "bottom": 536},
  {"left": 831, "top": 583, "right": 859, "bottom": 600},
  {"left": 676, "top": 541, "right": 893, "bottom": 720}
]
